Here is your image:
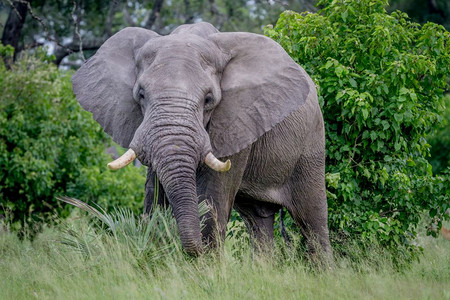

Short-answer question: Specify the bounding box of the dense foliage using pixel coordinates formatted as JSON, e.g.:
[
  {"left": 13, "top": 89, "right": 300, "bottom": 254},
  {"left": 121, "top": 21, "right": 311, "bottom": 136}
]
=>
[
  {"left": 265, "top": 0, "right": 450, "bottom": 259},
  {"left": 428, "top": 95, "right": 450, "bottom": 174},
  {"left": 0, "top": 46, "right": 146, "bottom": 229}
]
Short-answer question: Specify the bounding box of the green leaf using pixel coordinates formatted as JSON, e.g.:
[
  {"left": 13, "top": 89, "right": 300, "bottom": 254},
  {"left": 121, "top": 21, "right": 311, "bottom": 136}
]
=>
[
  {"left": 398, "top": 96, "right": 407, "bottom": 102},
  {"left": 370, "top": 131, "right": 378, "bottom": 141},
  {"left": 326, "top": 172, "right": 340, "bottom": 188},
  {"left": 324, "top": 60, "right": 334, "bottom": 69},
  {"left": 335, "top": 65, "right": 345, "bottom": 77},
  {"left": 341, "top": 10, "right": 348, "bottom": 21},
  {"left": 406, "top": 158, "right": 415, "bottom": 166},
  {"left": 362, "top": 108, "right": 369, "bottom": 120},
  {"left": 394, "top": 113, "right": 403, "bottom": 122},
  {"left": 399, "top": 87, "right": 409, "bottom": 95},
  {"left": 429, "top": 208, "right": 437, "bottom": 217}
]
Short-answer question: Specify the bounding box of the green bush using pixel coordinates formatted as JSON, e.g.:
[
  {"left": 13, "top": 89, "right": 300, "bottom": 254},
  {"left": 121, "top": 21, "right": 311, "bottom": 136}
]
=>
[
  {"left": 265, "top": 0, "right": 450, "bottom": 260},
  {"left": 0, "top": 46, "right": 146, "bottom": 230},
  {"left": 428, "top": 95, "right": 450, "bottom": 174}
]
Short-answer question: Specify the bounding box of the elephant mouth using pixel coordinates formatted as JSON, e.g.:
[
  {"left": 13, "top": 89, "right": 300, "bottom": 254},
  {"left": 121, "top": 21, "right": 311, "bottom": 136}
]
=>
[{"left": 107, "top": 148, "right": 231, "bottom": 172}]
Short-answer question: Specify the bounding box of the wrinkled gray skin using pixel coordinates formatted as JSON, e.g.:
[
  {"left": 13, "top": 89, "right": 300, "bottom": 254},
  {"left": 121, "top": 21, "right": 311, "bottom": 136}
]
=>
[{"left": 72, "top": 22, "right": 331, "bottom": 257}]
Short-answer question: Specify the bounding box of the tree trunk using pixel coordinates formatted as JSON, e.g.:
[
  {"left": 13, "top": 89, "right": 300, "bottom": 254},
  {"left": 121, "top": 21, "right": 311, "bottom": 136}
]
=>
[
  {"left": 427, "top": 0, "right": 446, "bottom": 19},
  {"left": 145, "top": 0, "right": 165, "bottom": 30},
  {"left": 1, "top": 0, "right": 30, "bottom": 63},
  {"left": 184, "top": 0, "right": 194, "bottom": 24}
]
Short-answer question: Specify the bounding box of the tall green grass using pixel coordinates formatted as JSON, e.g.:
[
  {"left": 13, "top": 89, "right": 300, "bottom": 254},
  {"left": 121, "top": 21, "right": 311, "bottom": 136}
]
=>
[{"left": 0, "top": 200, "right": 449, "bottom": 299}]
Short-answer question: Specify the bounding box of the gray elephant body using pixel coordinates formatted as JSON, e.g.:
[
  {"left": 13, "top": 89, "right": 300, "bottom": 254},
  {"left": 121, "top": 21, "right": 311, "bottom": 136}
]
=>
[
  {"left": 73, "top": 22, "right": 331, "bottom": 256},
  {"left": 146, "top": 75, "right": 329, "bottom": 252}
]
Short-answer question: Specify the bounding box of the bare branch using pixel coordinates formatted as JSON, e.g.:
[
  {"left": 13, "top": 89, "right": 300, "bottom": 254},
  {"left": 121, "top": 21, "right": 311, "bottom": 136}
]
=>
[
  {"left": 21, "top": 41, "right": 44, "bottom": 50},
  {"left": 122, "top": 5, "right": 136, "bottom": 27},
  {"left": 2, "top": 0, "right": 30, "bottom": 64},
  {"left": 144, "top": 0, "right": 164, "bottom": 29},
  {"left": 12, "top": 0, "right": 74, "bottom": 56},
  {"left": 266, "top": 0, "right": 289, "bottom": 7},
  {"left": 59, "top": 60, "right": 84, "bottom": 68},
  {"left": 5, "top": 0, "right": 23, "bottom": 20},
  {"left": 11, "top": 0, "right": 106, "bottom": 65},
  {"left": 105, "top": 0, "right": 120, "bottom": 36},
  {"left": 184, "top": 0, "right": 194, "bottom": 24},
  {"left": 208, "top": 0, "right": 227, "bottom": 29},
  {"left": 54, "top": 37, "right": 106, "bottom": 65},
  {"left": 71, "top": 0, "right": 85, "bottom": 61}
]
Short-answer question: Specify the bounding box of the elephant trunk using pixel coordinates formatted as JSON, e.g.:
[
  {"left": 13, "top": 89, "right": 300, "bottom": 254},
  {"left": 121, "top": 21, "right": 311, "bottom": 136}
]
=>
[
  {"left": 158, "top": 157, "right": 202, "bottom": 255},
  {"left": 133, "top": 106, "right": 205, "bottom": 255}
]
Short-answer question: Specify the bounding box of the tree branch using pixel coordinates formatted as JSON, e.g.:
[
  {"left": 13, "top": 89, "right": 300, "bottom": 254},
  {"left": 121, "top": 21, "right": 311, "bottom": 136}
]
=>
[
  {"left": 208, "top": 0, "right": 227, "bottom": 29},
  {"left": 71, "top": 0, "right": 85, "bottom": 61},
  {"left": 122, "top": 4, "right": 136, "bottom": 27},
  {"left": 184, "top": 0, "right": 194, "bottom": 24},
  {"left": 2, "top": 0, "right": 30, "bottom": 62},
  {"left": 54, "top": 37, "right": 106, "bottom": 65},
  {"left": 427, "top": 0, "right": 446, "bottom": 19},
  {"left": 144, "top": 0, "right": 164, "bottom": 30},
  {"left": 11, "top": 0, "right": 78, "bottom": 60},
  {"left": 105, "top": 0, "right": 120, "bottom": 36}
]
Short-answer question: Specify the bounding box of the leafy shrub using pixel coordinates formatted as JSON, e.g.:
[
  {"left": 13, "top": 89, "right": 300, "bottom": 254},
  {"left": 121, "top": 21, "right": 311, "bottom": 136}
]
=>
[
  {"left": 265, "top": 0, "right": 450, "bottom": 260},
  {"left": 0, "top": 46, "right": 146, "bottom": 230},
  {"left": 428, "top": 95, "right": 450, "bottom": 174}
]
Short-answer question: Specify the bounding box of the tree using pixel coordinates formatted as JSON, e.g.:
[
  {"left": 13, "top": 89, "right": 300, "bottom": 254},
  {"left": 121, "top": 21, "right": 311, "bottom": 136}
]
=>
[
  {"left": 1, "top": 0, "right": 29, "bottom": 63},
  {"left": 0, "top": 0, "right": 318, "bottom": 66},
  {"left": 265, "top": 0, "right": 450, "bottom": 261}
]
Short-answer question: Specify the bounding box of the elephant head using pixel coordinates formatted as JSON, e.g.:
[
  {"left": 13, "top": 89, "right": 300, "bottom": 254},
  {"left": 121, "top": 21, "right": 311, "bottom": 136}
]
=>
[{"left": 72, "top": 22, "right": 309, "bottom": 255}]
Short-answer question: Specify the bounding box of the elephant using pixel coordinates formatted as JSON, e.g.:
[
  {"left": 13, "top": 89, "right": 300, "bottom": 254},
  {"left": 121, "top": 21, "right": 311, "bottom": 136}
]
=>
[{"left": 72, "top": 22, "right": 332, "bottom": 257}]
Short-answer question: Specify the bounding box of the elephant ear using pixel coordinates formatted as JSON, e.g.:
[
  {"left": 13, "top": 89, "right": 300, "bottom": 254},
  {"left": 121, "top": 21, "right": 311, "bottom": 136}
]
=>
[
  {"left": 72, "top": 27, "right": 159, "bottom": 148},
  {"left": 208, "top": 32, "right": 313, "bottom": 157}
]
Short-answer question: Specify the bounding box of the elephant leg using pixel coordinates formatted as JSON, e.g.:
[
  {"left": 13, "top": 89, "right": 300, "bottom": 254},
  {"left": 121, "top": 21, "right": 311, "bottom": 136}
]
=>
[
  {"left": 197, "top": 148, "right": 251, "bottom": 249},
  {"left": 234, "top": 196, "right": 281, "bottom": 251},
  {"left": 144, "top": 167, "right": 168, "bottom": 215},
  {"left": 287, "top": 152, "right": 332, "bottom": 258}
]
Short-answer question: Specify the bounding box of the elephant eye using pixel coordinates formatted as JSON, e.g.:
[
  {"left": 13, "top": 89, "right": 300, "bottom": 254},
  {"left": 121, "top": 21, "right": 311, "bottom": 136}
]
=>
[
  {"left": 204, "top": 94, "right": 214, "bottom": 109},
  {"left": 138, "top": 89, "right": 145, "bottom": 101}
]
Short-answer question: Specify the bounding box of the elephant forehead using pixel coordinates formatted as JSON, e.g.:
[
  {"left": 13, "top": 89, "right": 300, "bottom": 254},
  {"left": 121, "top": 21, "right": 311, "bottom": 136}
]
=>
[{"left": 138, "top": 34, "right": 220, "bottom": 64}]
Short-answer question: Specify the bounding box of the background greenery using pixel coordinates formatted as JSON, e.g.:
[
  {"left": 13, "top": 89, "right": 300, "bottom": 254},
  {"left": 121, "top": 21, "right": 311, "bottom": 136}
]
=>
[
  {"left": 0, "top": 45, "right": 145, "bottom": 230},
  {"left": 264, "top": 0, "right": 450, "bottom": 260},
  {"left": 428, "top": 95, "right": 450, "bottom": 174}
]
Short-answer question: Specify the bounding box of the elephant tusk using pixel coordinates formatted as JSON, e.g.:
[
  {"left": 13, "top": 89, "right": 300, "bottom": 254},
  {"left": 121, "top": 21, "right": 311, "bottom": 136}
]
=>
[
  {"left": 107, "top": 149, "right": 136, "bottom": 170},
  {"left": 204, "top": 152, "right": 231, "bottom": 172}
]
